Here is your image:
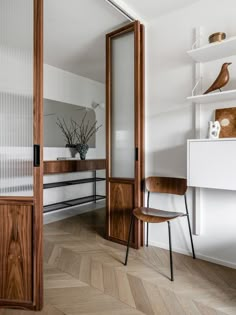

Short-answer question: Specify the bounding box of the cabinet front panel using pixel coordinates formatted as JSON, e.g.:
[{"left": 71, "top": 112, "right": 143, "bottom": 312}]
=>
[
  {"left": 0, "top": 204, "right": 33, "bottom": 302},
  {"left": 188, "top": 140, "right": 236, "bottom": 190},
  {"left": 109, "top": 181, "right": 134, "bottom": 243}
]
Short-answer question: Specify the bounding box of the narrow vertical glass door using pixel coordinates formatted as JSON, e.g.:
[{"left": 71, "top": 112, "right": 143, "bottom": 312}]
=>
[
  {"left": 111, "top": 32, "right": 135, "bottom": 179},
  {"left": 106, "top": 21, "right": 144, "bottom": 249},
  {"left": 0, "top": 0, "right": 34, "bottom": 196}
]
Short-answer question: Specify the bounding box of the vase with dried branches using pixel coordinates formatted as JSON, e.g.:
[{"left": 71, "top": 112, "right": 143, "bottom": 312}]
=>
[
  {"left": 73, "top": 112, "right": 102, "bottom": 160},
  {"left": 56, "top": 113, "right": 102, "bottom": 160},
  {"left": 56, "top": 117, "right": 78, "bottom": 157}
]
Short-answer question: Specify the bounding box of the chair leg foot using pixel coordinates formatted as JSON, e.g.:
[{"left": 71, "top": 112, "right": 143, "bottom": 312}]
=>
[
  {"left": 186, "top": 214, "right": 196, "bottom": 259},
  {"left": 184, "top": 194, "right": 196, "bottom": 259},
  {"left": 168, "top": 221, "right": 174, "bottom": 281},
  {"left": 124, "top": 214, "right": 134, "bottom": 266},
  {"left": 146, "top": 222, "right": 149, "bottom": 247}
]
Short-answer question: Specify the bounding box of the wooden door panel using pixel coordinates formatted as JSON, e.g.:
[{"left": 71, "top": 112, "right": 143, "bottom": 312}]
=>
[
  {"left": 109, "top": 181, "right": 134, "bottom": 243},
  {"left": 106, "top": 21, "right": 145, "bottom": 249},
  {"left": 0, "top": 204, "right": 33, "bottom": 302}
]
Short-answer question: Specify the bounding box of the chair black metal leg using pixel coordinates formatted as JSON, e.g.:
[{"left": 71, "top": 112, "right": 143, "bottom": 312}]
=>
[
  {"left": 168, "top": 221, "right": 174, "bottom": 281},
  {"left": 124, "top": 214, "right": 134, "bottom": 266},
  {"left": 184, "top": 194, "right": 196, "bottom": 259},
  {"left": 146, "top": 222, "right": 149, "bottom": 247}
]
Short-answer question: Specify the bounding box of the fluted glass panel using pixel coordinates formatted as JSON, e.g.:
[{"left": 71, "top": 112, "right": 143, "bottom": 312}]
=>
[
  {"left": 0, "top": 0, "right": 33, "bottom": 196},
  {"left": 111, "top": 32, "right": 135, "bottom": 178}
]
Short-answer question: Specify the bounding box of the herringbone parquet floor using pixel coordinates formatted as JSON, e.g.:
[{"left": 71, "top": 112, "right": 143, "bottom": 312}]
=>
[{"left": 1, "top": 208, "right": 236, "bottom": 315}]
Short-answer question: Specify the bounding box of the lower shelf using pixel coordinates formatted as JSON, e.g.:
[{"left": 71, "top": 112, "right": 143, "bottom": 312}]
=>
[{"left": 43, "top": 195, "right": 106, "bottom": 213}]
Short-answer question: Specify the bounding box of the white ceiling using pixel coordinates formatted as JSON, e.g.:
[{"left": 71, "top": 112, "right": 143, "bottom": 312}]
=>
[
  {"left": 44, "top": 0, "right": 199, "bottom": 84},
  {"left": 44, "top": 0, "right": 128, "bottom": 84},
  {"left": 121, "top": 0, "right": 200, "bottom": 21}
]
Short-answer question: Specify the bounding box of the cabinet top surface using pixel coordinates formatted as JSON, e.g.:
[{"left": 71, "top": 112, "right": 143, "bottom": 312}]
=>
[
  {"left": 44, "top": 159, "right": 106, "bottom": 162},
  {"left": 188, "top": 138, "right": 236, "bottom": 143}
]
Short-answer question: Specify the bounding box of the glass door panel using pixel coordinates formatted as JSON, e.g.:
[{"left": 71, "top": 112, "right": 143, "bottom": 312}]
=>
[
  {"left": 0, "top": 0, "right": 34, "bottom": 196},
  {"left": 111, "top": 32, "right": 135, "bottom": 179},
  {"left": 106, "top": 21, "right": 144, "bottom": 249}
]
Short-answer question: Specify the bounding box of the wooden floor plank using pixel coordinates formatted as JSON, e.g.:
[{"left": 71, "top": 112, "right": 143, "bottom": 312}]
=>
[{"left": 2, "top": 207, "right": 235, "bottom": 315}]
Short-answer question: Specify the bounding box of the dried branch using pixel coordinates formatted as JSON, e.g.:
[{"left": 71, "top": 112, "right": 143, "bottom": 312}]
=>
[
  {"left": 56, "top": 117, "right": 77, "bottom": 146},
  {"left": 74, "top": 113, "right": 102, "bottom": 145}
]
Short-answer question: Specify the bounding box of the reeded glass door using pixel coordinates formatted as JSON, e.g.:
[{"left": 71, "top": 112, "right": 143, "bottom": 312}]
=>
[
  {"left": 0, "top": 0, "right": 43, "bottom": 310},
  {"left": 106, "top": 21, "right": 145, "bottom": 249},
  {"left": 0, "top": 0, "right": 34, "bottom": 196}
]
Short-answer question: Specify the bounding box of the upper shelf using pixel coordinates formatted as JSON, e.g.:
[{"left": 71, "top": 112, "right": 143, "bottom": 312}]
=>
[
  {"left": 187, "top": 89, "right": 236, "bottom": 104},
  {"left": 187, "top": 36, "right": 236, "bottom": 62}
]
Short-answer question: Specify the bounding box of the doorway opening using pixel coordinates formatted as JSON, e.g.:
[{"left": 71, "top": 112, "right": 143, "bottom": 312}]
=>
[{"left": 43, "top": 0, "right": 130, "bottom": 229}]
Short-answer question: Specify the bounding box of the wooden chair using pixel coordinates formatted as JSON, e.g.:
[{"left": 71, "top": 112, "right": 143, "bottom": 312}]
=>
[{"left": 124, "top": 176, "right": 196, "bottom": 281}]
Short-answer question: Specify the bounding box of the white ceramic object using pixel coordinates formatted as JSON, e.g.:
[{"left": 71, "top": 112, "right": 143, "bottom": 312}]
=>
[{"left": 208, "top": 121, "right": 221, "bottom": 139}]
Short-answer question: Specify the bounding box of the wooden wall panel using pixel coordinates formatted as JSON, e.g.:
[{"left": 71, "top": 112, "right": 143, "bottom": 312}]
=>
[
  {"left": 109, "top": 181, "right": 134, "bottom": 243},
  {"left": 0, "top": 205, "right": 33, "bottom": 302}
]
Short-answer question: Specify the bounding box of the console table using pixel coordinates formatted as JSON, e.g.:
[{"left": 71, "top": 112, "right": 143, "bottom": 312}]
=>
[{"left": 43, "top": 159, "right": 106, "bottom": 213}]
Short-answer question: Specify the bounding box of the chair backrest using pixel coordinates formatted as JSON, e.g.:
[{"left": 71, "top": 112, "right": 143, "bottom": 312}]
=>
[{"left": 146, "top": 176, "right": 187, "bottom": 196}]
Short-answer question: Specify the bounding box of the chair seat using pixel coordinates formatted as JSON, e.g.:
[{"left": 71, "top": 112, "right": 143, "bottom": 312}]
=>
[{"left": 133, "top": 207, "right": 184, "bottom": 223}]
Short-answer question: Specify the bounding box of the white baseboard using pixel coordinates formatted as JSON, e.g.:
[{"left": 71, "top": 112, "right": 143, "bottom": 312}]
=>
[{"left": 149, "top": 240, "right": 236, "bottom": 270}]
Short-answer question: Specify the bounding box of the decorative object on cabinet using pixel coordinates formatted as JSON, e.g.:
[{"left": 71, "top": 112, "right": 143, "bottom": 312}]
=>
[
  {"left": 65, "top": 144, "right": 77, "bottom": 158},
  {"left": 209, "top": 32, "right": 226, "bottom": 43},
  {"left": 203, "top": 62, "right": 232, "bottom": 94},
  {"left": 56, "top": 113, "right": 102, "bottom": 159},
  {"left": 208, "top": 121, "right": 221, "bottom": 139},
  {"left": 74, "top": 112, "right": 102, "bottom": 160},
  {"left": 215, "top": 107, "right": 236, "bottom": 138},
  {"left": 77, "top": 143, "right": 89, "bottom": 160}
]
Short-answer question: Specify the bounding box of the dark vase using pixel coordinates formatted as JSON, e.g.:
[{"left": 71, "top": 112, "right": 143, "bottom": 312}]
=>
[
  {"left": 77, "top": 143, "right": 89, "bottom": 160},
  {"left": 66, "top": 144, "right": 77, "bottom": 158}
]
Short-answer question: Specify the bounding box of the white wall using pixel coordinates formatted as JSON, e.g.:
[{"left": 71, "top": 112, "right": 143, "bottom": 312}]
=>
[
  {"left": 146, "top": 0, "right": 236, "bottom": 268},
  {"left": 43, "top": 64, "right": 106, "bottom": 206}
]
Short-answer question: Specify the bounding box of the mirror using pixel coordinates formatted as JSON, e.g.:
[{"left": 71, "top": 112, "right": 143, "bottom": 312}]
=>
[{"left": 44, "top": 99, "right": 96, "bottom": 148}]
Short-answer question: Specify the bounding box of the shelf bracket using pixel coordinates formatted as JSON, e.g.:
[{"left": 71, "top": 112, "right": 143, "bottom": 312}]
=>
[
  {"left": 192, "top": 78, "right": 202, "bottom": 96},
  {"left": 191, "top": 33, "right": 203, "bottom": 50}
]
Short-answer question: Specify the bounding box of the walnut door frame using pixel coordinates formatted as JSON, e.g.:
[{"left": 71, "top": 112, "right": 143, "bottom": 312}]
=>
[
  {"left": 106, "top": 21, "right": 145, "bottom": 249},
  {"left": 0, "top": 0, "right": 43, "bottom": 310}
]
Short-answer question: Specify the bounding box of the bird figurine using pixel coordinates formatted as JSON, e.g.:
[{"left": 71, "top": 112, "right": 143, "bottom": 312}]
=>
[{"left": 203, "top": 62, "right": 232, "bottom": 94}]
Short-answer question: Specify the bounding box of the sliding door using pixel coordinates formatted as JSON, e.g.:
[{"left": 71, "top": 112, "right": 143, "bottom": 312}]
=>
[
  {"left": 106, "top": 21, "right": 145, "bottom": 249},
  {"left": 0, "top": 0, "right": 43, "bottom": 310}
]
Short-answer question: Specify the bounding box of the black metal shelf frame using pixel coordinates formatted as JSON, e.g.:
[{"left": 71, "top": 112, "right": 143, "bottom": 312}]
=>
[
  {"left": 44, "top": 177, "right": 105, "bottom": 189},
  {"left": 43, "top": 170, "right": 106, "bottom": 213},
  {"left": 43, "top": 195, "right": 105, "bottom": 213}
]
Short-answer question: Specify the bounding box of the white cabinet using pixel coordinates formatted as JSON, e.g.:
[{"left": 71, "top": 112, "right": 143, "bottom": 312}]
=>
[{"left": 188, "top": 139, "right": 236, "bottom": 190}]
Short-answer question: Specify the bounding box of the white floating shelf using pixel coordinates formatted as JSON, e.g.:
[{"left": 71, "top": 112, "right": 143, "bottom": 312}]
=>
[
  {"left": 187, "top": 36, "right": 236, "bottom": 62},
  {"left": 187, "top": 89, "right": 236, "bottom": 104}
]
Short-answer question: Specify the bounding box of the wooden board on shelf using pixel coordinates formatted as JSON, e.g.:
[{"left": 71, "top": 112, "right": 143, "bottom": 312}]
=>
[{"left": 215, "top": 107, "right": 236, "bottom": 138}]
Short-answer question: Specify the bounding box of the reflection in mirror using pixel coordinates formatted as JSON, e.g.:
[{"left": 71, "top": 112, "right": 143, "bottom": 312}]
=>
[{"left": 44, "top": 99, "right": 96, "bottom": 148}]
